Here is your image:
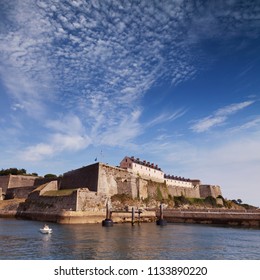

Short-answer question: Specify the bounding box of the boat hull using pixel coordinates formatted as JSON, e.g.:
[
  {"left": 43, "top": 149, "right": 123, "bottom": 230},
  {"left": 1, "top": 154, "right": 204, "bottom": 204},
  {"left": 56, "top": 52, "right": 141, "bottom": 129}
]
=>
[{"left": 39, "top": 228, "right": 52, "bottom": 234}]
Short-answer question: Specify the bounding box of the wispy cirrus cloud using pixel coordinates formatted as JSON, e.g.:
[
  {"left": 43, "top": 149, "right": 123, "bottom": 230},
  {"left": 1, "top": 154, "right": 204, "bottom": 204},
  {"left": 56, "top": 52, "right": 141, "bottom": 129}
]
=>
[
  {"left": 1, "top": 0, "right": 260, "bottom": 161},
  {"left": 146, "top": 108, "right": 187, "bottom": 128},
  {"left": 190, "top": 100, "right": 255, "bottom": 133}
]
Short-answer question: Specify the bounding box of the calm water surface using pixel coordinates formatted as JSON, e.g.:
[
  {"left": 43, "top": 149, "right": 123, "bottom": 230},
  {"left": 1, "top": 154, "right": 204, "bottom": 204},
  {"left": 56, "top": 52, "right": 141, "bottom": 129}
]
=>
[{"left": 0, "top": 218, "right": 259, "bottom": 260}]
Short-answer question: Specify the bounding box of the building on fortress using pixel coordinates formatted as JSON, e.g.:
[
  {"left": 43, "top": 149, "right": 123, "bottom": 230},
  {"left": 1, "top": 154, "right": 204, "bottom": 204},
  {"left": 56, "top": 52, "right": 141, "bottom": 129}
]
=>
[
  {"left": 164, "top": 174, "right": 193, "bottom": 188},
  {"left": 120, "top": 156, "right": 194, "bottom": 188},
  {"left": 120, "top": 156, "right": 164, "bottom": 181}
]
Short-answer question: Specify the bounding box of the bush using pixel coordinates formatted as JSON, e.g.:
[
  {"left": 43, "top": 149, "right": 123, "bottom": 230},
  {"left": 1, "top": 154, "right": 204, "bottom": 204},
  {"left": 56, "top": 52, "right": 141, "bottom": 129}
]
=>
[
  {"left": 156, "top": 186, "right": 163, "bottom": 201},
  {"left": 174, "top": 195, "right": 190, "bottom": 207},
  {"left": 0, "top": 168, "right": 26, "bottom": 176},
  {"left": 205, "top": 196, "right": 217, "bottom": 207},
  {"left": 44, "top": 174, "right": 57, "bottom": 179}
]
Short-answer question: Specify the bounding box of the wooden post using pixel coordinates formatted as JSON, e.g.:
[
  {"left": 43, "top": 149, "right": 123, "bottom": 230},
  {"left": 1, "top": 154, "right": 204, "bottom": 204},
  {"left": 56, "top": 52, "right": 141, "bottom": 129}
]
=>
[
  {"left": 138, "top": 209, "right": 141, "bottom": 225},
  {"left": 131, "top": 207, "right": 135, "bottom": 226},
  {"left": 156, "top": 202, "right": 167, "bottom": 226},
  {"left": 102, "top": 200, "right": 113, "bottom": 227},
  {"left": 160, "top": 203, "right": 163, "bottom": 220}
]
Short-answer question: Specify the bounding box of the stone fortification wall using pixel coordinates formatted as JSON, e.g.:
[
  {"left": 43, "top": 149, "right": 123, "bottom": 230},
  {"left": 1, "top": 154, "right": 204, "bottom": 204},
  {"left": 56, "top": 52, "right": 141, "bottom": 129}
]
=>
[
  {"left": 76, "top": 188, "right": 107, "bottom": 211},
  {"left": 0, "top": 175, "right": 55, "bottom": 194},
  {"left": 24, "top": 183, "right": 106, "bottom": 214},
  {"left": 8, "top": 175, "right": 38, "bottom": 188},
  {"left": 137, "top": 178, "right": 148, "bottom": 199},
  {"left": 168, "top": 185, "right": 200, "bottom": 198},
  {"left": 5, "top": 186, "right": 36, "bottom": 199},
  {"left": 60, "top": 163, "right": 135, "bottom": 197},
  {"left": 24, "top": 190, "right": 78, "bottom": 212},
  {"left": 60, "top": 163, "right": 99, "bottom": 191},
  {"left": 98, "top": 164, "right": 129, "bottom": 196},
  {"left": 35, "top": 177, "right": 59, "bottom": 186},
  {"left": 199, "top": 185, "right": 222, "bottom": 198},
  {"left": 143, "top": 180, "right": 201, "bottom": 200},
  {"left": 58, "top": 163, "right": 222, "bottom": 201},
  {"left": 38, "top": 180, "right": 58, "bottom": 195},
  {"left": 0, "top": 175, "right": 10, "bottom": 193},
  {"left": 4, "top": 179, "right": 59, "bottom": 199},
  {"left": 97, "top": 165, "right": 216, "bottom": 200}
]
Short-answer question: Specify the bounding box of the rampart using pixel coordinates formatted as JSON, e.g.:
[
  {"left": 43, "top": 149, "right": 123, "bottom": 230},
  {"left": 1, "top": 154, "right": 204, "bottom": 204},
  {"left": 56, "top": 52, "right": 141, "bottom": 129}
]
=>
[
  {"left": 0, "top": 175, "right": 11, "bottom": 193},
  {"left": 199, "top": 185, "right": 222, "bottom": 198},
  {"left": 98, "top": 164, "right": 131, "bottom": 196},
  {"left": 5, "top": 186, "right": 36, "bottom": 199},
  {"left": 60, "top": 163, "right": 99, "bottom": 191},
  {"left": 0, "top": 175, "right": 58, "bottom": 197},
  {"left": 59, "top": 163, "right": 222, "bottom": 200},
  {"left": 7, "top": 175, "right": 38, "bottom": 188},
  {"left": 60, "top": 163, "right": 132, "bottom": 197}
]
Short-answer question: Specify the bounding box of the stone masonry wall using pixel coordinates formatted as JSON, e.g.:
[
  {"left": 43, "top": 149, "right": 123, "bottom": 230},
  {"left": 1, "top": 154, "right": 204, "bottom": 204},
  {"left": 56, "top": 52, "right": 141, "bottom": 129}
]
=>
[
  {"left": 168, "top": 185, "right": 201, "bottom": 198},
  {"left": 5, "top": 186, "right": 36, "bottom": 199},
  {"left": 0, "top": 175, "right": 10, "bottom": 193},
  {"left": 98, "top": 164, "right": 129, "bottom": 196},
  {"left": 60, "top": 163, "right": 99, "bottom": 191},
  {"left": 137, "top": 178, "right": 148, "bottom": 199},
  {"left": 76, "top": 188, "right": 107, "bottom": 211},
  {"left": 138, "top": 179, "right": 201, "bottom": 200},
  {"left": 24, "top": 190, "right": 78, "bottom": 212},
  {"left": 96, "top": 163, "right": 139, "bottom": 197},
  {"left": 8, "top": 175, "right": 39, "bottom": 188},
  {"left": 39, "top": 180, "right": 58, "bottom": 195},
  {"left": 199, "top": 185, "right": 222, "bottom": 198}
]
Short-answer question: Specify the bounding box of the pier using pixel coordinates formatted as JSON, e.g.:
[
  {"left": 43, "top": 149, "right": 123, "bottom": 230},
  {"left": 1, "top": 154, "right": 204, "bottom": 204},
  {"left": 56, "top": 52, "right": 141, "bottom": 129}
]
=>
[{"left": 158, "top": 209, "right": 260, "bottom": 227}]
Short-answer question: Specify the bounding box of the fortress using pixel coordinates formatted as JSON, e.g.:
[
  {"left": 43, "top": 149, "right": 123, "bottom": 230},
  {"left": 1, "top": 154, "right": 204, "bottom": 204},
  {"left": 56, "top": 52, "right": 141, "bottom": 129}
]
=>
[
  {"left": 2, "top": 157, "right": 259, "bottom": 227},
  {"left": 0, "top": 156, "right": 222, "bottom": 206}
]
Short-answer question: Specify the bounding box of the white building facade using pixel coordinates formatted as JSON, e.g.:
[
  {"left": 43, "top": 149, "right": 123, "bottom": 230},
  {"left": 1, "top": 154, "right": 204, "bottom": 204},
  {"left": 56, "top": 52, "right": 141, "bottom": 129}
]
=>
[
  {"left": 120, "top": 156, "right": 164, "bottom": 181},
  {"left": 120, "top": 156, "right": 193, "bottom": 188}
]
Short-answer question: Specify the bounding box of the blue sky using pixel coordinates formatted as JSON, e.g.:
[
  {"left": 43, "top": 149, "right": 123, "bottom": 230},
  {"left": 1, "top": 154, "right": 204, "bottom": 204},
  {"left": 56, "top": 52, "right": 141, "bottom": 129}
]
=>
[{"left": 1, "top": 0, "right": 260, "bottom": 206}]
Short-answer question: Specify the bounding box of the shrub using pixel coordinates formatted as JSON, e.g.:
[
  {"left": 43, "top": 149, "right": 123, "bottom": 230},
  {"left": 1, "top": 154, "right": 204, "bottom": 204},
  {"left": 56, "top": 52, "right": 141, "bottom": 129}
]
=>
[
  {"left": 205, "top": 196, "right": 217, "bottom": 207},
  {"left": 174, "top": 195, "right": 190, "bottom": 207},
  {"left": 156, "top": 186, "right": 163, "bottom": 201}
]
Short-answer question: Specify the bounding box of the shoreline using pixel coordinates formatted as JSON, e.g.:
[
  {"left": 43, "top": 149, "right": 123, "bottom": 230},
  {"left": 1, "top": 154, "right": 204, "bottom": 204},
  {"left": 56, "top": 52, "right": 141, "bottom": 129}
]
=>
[
  {"left": 1, "top": 208, "right": 260, "bottom": 228},
  {"left": 160, "top": 209, "right": 260, "bottom": 228}
]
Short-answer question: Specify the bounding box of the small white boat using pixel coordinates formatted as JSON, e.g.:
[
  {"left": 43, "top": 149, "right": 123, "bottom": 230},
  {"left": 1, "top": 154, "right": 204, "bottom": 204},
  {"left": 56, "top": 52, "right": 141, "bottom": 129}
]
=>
[{"left": 39, "top": 225, "right": 52, "bottom": 234}]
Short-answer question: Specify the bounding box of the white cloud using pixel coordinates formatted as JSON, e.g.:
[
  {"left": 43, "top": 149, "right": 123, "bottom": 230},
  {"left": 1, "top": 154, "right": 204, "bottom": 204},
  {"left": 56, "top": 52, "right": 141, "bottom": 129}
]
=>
[
  {"left": 19, "top": 114, "right": 91, "bottom": 161},
  {"left": 190, "top": 101, "right": 255, "bottom": 133},
  {"left": 146, "top": 108, "right": 187, "bottom": 127},
  {"left": 215, "top": 101, "right": 254, "bottom": 116},
  {"left": 99, "top": 109, "right": 142, "bottom": 147},
  {"left": 1, "top": 0, "right": 260, "bottom": 163},
  {"left": 11, "top": 103, "right": 25, "bottom": 111},
  {"left": 136, "top": 129, "right": 260, "bottom": 206},
  {"left": 20, "top": 133, "right": 91, "bottom": 162},
  {"left": 46, "top": 115, "right": 86, "bottom": 135}
]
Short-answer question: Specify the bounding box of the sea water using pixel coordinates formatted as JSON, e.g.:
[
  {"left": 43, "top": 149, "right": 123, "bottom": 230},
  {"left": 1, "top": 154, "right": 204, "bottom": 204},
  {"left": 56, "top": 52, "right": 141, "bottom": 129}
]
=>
[{"left": 0, "top": 218, "right": 259, "bottom": 260}]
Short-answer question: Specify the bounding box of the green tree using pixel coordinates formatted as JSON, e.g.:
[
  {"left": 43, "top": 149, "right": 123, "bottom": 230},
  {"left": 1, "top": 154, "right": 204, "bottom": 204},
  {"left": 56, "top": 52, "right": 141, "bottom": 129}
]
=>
[
  {"left": 44, "top": 174, "right": 57, "bottom": 179},
  {"left": 237, "top": 199, "right": 242, "bottom": 204}
]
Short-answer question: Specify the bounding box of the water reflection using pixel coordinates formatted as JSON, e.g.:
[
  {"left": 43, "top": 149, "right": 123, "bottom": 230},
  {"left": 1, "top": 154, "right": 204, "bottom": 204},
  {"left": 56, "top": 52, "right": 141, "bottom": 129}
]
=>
[{"left": 0, "top": 219, "right": 260, "bottom": 260}]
